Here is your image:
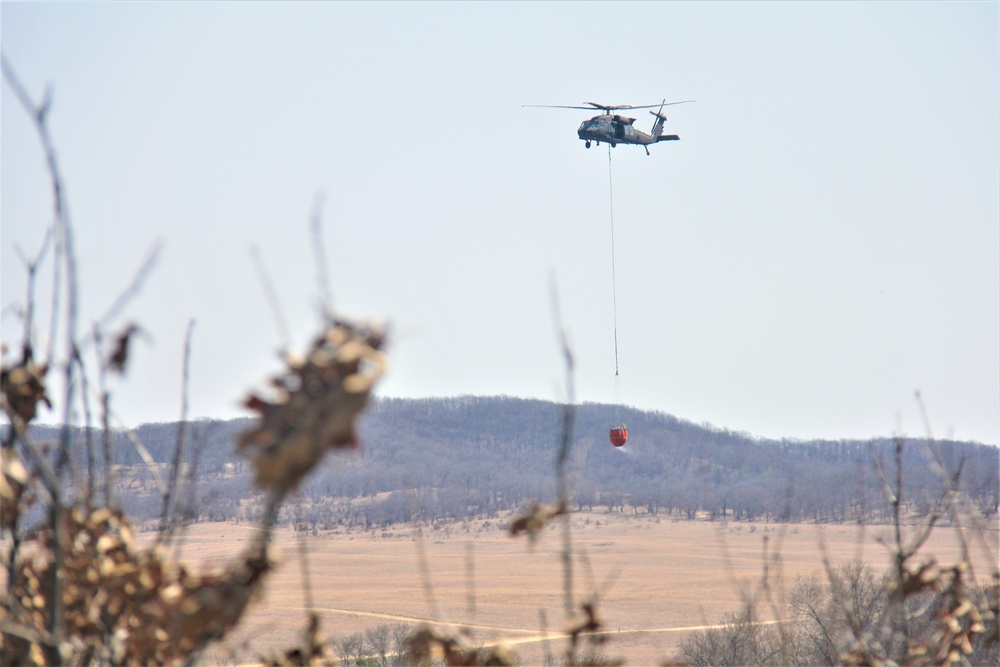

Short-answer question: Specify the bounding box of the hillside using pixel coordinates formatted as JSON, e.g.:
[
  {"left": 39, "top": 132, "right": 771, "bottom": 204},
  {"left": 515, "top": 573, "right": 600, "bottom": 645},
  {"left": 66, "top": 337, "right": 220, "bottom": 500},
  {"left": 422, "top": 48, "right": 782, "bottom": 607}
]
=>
[{"left": 21, "top": 395, "right": 996, "bottom": 532}]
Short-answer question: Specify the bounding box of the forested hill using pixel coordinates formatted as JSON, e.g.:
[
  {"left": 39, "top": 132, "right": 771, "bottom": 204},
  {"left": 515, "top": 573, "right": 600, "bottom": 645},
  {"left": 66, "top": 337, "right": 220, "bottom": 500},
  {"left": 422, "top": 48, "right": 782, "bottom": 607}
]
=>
[{"left": 24, "top": 396, "right": 999, "bottom": 527}]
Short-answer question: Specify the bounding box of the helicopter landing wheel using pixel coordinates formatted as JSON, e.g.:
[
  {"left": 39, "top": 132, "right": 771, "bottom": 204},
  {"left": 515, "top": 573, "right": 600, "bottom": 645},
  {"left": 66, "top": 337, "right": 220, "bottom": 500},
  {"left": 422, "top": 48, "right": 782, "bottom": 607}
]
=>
[{"left": 585, "top": 140, "right": 591, "bottom": 149}]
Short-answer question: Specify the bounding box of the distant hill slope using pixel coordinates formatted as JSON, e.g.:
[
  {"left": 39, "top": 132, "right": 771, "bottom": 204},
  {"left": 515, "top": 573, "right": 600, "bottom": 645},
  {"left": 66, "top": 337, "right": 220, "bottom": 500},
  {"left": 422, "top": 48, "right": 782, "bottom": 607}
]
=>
[{"left": 20, "top": 396, "right": 998, "bottom": 527}]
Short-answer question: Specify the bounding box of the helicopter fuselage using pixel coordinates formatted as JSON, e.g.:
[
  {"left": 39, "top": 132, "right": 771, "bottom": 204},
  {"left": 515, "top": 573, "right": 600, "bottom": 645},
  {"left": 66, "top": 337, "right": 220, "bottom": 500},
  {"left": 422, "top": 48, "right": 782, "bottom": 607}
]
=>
[
  {"left": 578, "top": 114, "right": 645, "bottom": 146},
  {"left": 577, "top": 114, "right": 678, "bottom": 149}
]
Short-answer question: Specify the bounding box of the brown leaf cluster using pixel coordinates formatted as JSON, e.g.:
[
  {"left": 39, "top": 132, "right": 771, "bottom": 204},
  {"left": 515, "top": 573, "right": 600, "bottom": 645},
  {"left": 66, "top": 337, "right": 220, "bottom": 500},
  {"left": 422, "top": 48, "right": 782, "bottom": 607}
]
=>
[
  {"left": 1, "top": 349, "right": 51, "bottom": 425},
  {"left": 0, "top": 447, "right": 31, "bottom": 531},
  {"left": 403, "top": 623, "right": 514, "bottom": 666},
  {"left": 893, "top": 559, "right": 942, "bottom": 598},
  {"left": 105, "top": 323, "right": 144, "bottom": 375},
  {"left": 509, "top": 501, "right": 567, "bottom": 543},
  {"left": 919, "top": 563, "right": 995, "bottom": 665},
  {"left": 843, "top": 561, "right": 998, "bottom": 666},
  {"left": 237, "top": 319, "right": 387, "bottom": 498},
  {"left": 565, "top": 601, "right": 623, "bottom": 666},
  {"left": 1, "top": 504, "right": 272, "bottom": 666}
]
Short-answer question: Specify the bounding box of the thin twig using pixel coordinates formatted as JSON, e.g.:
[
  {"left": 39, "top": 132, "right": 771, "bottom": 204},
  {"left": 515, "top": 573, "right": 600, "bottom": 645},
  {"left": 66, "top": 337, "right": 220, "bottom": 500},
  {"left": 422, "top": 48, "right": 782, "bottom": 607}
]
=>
[
  {"left": 92, "top": 326, "right": 116, "bottom": 505},
  {"left": 3, "top": 58, "right": 75, "bottom": 661},
  {"left": 465, "top": 542, "right": 477, "bottom": 625},
  {"left": 412, "top": 499, "right": 442, "bottom": 622},
  {"left": 851, "top": 457, "right": 869, "bottom": 563},
  {"left": 110, "top": 417, "right": 167, "bottom": 497},
  {"left": 295, "top": 495, "right": 316, "bottom": 622},
  {"left": 539, "top": 609, "right": 553, "bottom": 666},
  {"left": 74, "top": 240, "right": 163, "bottom": 352},
  {"left": 252, "top": 490, "right": 284, "bottom": 556},
  {"left": 758, "top": 533, "right": 792, "bottom": 665},
  {"left": 14, "top": 233, "right": 53, "bottom": 360},
  {"left": 910, "top": 393, "right": 985, "bottom": 584},
  {"left": 889, "top": 436, "right": 912, "bottom": 652},
  {"left": 549, "top": 273, "right": 576, "bottom": 620},
  {"left": 78, "top": 338, "right": 97, "bottom": 504},
  {"left": 309, "top": 193, "right": 334, "bottom": 313},
  {"left": 158, "top": 319, "right": 195, "bottom": 546},
  {"left": 100, "top": 240, "right": 162, "bottom": 330},
  {"left": 250, "top": 245, "right": 292, "bottom": 350},
  {"left": 5, "top": 416, "right": 63, "bottom": 664},
  {"left": 867, "top": 447, "right": 897, "bottom": 507},
  {"left": 100, "top": 395, "right": 115, "bottom": 506},
  {"left": 6, "top": 416, "right": 61, "bottom": 504},
  {"left": 1, "top": 56, "right": 61, "bottom": 370},
  {"left": 173, "top": 423, "right": 205, "bottom": 561}
]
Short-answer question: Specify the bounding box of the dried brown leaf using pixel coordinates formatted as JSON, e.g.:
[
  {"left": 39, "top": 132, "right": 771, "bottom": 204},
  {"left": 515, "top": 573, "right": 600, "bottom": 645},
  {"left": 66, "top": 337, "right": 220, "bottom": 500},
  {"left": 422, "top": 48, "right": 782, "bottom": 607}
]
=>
[
  {"left": 1, "top": 447, "right": 30, "bottom": 531},
  {"left": 105, "top": 323, "right": 145, "bottom": 375},
  {"left": 237, "top": 318, "right": 386, "bottom": 498},
  {"left": 509, "top": 501, "right": 567, "bottom": 543},
  {"left": 1, "top": 354, "right": 51, "bottom": 424}
]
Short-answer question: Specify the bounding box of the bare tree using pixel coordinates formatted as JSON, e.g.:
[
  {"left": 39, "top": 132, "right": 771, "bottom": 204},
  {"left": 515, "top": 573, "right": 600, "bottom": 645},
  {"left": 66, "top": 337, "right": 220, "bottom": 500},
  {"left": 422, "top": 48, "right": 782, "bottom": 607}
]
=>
[
  {"left": 366, "top": 623, "right": 392, "bottom": 667},
  {"left": 787, "top": 562, "right": 889, "bottom": 665},
  {"left": 335, "top": 632, "right": 364, "bottom": 667},
  {"left": 680, "top": 609, "right": 782, "bottom": 667}
]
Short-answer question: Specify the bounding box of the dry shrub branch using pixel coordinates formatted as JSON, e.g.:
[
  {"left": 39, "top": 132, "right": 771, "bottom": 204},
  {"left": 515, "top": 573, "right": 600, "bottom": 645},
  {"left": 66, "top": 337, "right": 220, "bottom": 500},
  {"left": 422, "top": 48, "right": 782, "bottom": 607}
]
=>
[{"left": 1, "top": 61, "right": 386, "bottom": 666}]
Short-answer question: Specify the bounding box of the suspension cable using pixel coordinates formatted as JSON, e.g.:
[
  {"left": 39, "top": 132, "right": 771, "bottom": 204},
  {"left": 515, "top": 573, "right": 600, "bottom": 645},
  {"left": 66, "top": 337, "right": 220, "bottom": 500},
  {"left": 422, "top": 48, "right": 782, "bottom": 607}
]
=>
[{"left": 608, "top": 145, "right": 620, "bottom": 380}]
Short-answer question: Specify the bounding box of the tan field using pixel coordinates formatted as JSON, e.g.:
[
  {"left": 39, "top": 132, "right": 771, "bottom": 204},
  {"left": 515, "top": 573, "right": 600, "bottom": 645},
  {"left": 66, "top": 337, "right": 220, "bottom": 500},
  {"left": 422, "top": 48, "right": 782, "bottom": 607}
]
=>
[{"left": 163, "top": 511, "right": 999, "bottom": 665}]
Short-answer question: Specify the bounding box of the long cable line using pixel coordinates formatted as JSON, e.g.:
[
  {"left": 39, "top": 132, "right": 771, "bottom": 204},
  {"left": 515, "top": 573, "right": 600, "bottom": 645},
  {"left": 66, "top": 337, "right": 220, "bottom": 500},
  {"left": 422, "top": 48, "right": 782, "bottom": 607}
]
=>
[
  {"left": 608, "top": 145, "right": 621, "bottom": 406},
  {"left": 605, "top": 145, "right": 628, "bottom": 447}
]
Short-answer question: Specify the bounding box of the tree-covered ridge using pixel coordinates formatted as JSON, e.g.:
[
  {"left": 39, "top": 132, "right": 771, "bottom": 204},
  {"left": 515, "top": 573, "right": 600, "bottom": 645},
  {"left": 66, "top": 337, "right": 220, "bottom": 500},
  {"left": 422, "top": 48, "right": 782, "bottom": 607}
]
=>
[{"left": 21, "top": 395, "right": 997, "bottom": 530}]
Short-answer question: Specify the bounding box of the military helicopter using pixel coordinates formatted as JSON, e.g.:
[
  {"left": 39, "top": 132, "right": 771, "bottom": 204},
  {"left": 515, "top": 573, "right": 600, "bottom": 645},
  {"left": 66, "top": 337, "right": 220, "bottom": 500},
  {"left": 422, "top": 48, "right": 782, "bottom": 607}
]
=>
[{"left": 524, "top": 99, "right": 693, "bottom": 155}]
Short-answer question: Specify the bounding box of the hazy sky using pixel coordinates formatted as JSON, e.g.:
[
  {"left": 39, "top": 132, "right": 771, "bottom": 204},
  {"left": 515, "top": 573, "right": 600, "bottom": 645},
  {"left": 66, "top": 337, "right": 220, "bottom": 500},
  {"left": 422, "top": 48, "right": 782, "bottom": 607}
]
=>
[{"left": 3, "top": 2, "right": 998, "bottom": 445}]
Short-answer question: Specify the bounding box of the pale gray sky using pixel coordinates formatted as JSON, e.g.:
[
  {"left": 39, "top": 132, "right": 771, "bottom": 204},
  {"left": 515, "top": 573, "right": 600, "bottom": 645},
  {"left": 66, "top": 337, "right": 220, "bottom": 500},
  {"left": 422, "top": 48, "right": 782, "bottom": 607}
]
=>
[{"left": 3, "top": 2, "right": 998, "bottom": 444}]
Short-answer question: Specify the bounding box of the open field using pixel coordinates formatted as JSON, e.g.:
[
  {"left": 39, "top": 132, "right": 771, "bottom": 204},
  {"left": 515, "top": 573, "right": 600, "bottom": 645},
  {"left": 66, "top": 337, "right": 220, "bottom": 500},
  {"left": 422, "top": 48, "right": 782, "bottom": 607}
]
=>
[{"left": 162, "top": 511, "right": 999, "bottom": 665}]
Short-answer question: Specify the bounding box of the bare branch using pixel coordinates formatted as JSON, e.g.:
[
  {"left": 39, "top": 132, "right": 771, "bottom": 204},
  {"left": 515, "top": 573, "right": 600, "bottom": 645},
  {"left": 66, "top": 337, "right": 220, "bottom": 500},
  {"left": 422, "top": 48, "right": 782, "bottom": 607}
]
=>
[
  {"left": 157, "top": 319, "right": 195, "bottom": 546},
  {"left": 294, "top": 495, "right": 316, "bottom": 624},
  {"left": 758, "top": 533, "right": 793, "bottom": 665},
  {"left": 13, "top": 231, "right": 54, "bottom": 360},
  {"left": 549, "top": 272, "right": 576, "bottom": 619},
  {"left": 6, "top": 416, "right": 61, "bottom": 504},
  {"left": 914, "top": 390, "right": 935, "bottom": 442},
  {"left": 77, "top": 339, "right": 97, "bottom": 504},
  {"left": 309, "top": 192, "right": 334, "bottom": 313},
  {"left": 411, "top": 492, "right": 442, "bottom": 622},
  {"left": 170, "top": 421, "right": 207, "bottom": 562},
  {"left": 465, "top": 541, "right": 477, "bottom": 623},
  {"left": 122, "top": 431, "right": 170, "bottom": 504},
  {"left": 87, "top": 240, "right": 163, "bottom": 339},
  {"left": 2, "top": 59, "right": 76, "bottom": 659},
  {"left": 250, "top": 245, "right": 292, "bottom": 350},
  {"left": 867, "top": 446, "right": 897, "bottom": 505}
]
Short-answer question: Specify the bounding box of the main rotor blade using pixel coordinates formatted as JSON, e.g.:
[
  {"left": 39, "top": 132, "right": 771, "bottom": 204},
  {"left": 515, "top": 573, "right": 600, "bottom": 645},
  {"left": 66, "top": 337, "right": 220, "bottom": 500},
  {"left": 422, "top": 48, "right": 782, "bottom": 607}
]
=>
[
  {"left": 522, "top": 104, "right": 604, "bottom": 110},
  {"left": 589, "top": 101, "right": 696, "bottom": 111},
  {"left": 523, "top": 100, "right": 695, "bottom": 111}
]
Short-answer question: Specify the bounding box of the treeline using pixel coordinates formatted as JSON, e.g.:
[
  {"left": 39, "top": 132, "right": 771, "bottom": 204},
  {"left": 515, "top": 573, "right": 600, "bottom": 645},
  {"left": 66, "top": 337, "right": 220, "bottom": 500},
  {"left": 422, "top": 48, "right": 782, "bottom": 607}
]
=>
[
  {"left": 679, "top": 560, "right": 998, "bottom": 666},
  {"left": 20, "top": 396, "right": 999, "bottom": 530}
]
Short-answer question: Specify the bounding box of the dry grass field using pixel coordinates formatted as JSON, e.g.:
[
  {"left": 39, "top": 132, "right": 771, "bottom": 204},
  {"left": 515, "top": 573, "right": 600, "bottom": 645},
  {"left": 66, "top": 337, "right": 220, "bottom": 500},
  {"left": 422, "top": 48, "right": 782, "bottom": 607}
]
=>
[{"left": 162, "top": 511, "right": 998, "bottom": 665}]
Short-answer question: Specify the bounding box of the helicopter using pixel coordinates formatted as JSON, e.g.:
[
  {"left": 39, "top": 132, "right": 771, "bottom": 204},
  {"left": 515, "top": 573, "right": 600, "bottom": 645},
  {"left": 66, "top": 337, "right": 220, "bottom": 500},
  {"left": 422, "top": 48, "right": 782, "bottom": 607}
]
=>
[{"left": 524, "top": 99, "right": 693, "bottom": 155}]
